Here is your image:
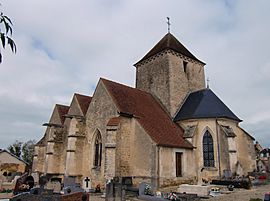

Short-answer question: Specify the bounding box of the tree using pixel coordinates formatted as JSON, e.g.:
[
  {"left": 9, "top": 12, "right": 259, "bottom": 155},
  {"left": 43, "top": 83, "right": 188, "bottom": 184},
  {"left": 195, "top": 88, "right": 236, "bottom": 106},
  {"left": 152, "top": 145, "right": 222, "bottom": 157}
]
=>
[
  {"left": 22, "top": 140, "right": 35, "bottom": 165},
  {"left": 0, "top": 8, "right": 16, "bottom": 63},
  {"left": 7, "top": 140, "right": 36, "bottom": 167},
  {"left": 7, "top": 140, "right": 22, "bottom": 158}
]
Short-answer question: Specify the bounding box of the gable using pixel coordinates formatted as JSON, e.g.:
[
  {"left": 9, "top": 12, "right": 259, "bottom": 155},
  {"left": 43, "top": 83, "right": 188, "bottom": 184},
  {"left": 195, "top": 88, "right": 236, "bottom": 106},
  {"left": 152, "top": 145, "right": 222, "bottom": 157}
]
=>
[
  {"left": 101, "top": 78, "right": 193, "bottom": 149},
  {"left": 75, "top": 93, "right": 92, "bottom": 115}
]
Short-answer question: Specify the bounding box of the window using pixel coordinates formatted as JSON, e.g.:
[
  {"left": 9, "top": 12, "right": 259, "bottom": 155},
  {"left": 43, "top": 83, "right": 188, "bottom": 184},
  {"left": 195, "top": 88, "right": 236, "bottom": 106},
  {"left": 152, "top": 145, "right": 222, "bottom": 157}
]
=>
[
  {"left": 203, "top": 131, "right": 215, "bottom": 167},
  {"left": 94, "top": 132, "right": 102, "bottom": 167},
  {"left": 176, "top": 152, "right": 182, "bottom": 177},
  {"left": 183, "top": 61, "right": 188, "bottom": 73}
]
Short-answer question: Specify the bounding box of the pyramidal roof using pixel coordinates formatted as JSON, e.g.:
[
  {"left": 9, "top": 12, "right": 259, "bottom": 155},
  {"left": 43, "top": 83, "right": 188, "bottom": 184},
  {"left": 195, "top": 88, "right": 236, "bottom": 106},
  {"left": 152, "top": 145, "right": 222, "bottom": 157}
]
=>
[
  {"left": 135, "top": 33, "right": 205, "bottom": 65},
  {"left": 174, "top": 88, "right": 241, "bottom": 122}
]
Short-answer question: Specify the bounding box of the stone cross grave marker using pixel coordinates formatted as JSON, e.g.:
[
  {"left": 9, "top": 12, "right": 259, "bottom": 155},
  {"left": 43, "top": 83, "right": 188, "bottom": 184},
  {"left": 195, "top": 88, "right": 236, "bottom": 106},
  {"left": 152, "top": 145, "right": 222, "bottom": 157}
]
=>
[{"left": 82, "top": 177, "right": 91, "bottom": 191}]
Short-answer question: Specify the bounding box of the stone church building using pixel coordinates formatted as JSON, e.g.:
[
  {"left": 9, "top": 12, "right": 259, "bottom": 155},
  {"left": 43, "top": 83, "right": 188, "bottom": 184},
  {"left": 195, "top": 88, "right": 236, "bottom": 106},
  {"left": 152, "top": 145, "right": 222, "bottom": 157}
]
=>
[{"left": 32, "top": 33, "right": 256, "bottom": 188}]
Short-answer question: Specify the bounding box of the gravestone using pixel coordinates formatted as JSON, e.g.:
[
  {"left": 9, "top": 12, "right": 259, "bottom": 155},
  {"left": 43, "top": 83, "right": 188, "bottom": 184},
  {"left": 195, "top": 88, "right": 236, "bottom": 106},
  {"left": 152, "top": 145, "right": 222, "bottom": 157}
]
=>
[
  {"left": 138, "top": 182, "right": 153, "bottom": 196},
  {"left": 82, "top": 177, "right": 91, "bottom": 192},
  {"left": 45, "top": 180, "right": 61, "bottom": 193},
  {"left": 63, "top": 176, "right": 75, "bottom": 188}
]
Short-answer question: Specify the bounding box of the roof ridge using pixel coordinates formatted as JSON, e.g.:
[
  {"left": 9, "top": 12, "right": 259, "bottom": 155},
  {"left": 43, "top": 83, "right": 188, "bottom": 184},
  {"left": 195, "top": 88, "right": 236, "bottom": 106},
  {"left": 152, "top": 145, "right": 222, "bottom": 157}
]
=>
[{"left": 100, "top": 77, "right": 154, "bottom": 96}]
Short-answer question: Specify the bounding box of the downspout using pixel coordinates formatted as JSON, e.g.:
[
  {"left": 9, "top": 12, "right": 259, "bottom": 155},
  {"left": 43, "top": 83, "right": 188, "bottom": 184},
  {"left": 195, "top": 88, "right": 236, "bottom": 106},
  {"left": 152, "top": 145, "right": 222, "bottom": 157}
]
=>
[{"left": 215, "top": 118, "right": 222, "bottom": 178}]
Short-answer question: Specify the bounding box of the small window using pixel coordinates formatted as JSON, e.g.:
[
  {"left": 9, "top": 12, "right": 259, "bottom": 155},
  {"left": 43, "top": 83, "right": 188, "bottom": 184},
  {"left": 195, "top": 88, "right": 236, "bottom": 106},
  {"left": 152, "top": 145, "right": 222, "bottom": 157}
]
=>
[
  {"left": 183, "top": 61, "right": 188, "bottom": 73},
  {"left": 176, "top": 152, "right": 182, "bottom": 177}
]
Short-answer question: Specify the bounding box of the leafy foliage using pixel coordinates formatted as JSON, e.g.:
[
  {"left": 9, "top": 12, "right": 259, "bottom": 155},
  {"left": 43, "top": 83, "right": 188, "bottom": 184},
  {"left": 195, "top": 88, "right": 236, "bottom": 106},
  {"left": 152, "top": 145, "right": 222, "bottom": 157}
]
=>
[
  {"left": 7, "top": 140, "right": 36, "bottom": 167},
  {"left": 0, "top": 9, "right": 16, "bottom": 63},
  {"left": 7, "top": 140, "right": 22, "bottom": 158}
]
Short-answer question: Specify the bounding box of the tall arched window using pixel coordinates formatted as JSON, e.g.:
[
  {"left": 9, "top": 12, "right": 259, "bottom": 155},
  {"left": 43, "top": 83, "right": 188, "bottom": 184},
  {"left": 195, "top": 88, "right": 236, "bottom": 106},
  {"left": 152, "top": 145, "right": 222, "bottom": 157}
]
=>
[
  {"left": 203, "top": 131, "right": 215, "bottom": 167},
  {"left": 94, "top": 132, "right": 102, "bottom": 167}
]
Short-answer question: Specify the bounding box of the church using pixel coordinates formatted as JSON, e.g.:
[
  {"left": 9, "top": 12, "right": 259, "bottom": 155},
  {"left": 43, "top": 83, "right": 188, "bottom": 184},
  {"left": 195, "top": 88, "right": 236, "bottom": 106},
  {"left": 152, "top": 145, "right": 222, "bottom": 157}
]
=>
[{"left": 32, "top": 32, "right": 256, "bottom": 188}]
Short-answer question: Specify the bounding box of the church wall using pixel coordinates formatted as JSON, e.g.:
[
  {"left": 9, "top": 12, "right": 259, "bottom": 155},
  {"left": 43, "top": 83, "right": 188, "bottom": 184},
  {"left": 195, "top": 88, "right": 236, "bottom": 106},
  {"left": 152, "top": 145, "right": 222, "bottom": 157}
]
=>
[
  {"left": 158, "top": 147, "right": 196, "bottom": 187},
  {"left": 129, "top": 120, "right": 156, "bottom": 185},
  {"left": 136, "top": 53, "right": 171, "bottom": 115},
  {"left": 234, "top": 128, "right": 256, "bottom": 174},
  {"left": 32, "top": 146, "right": 46, "bottom": 173},
  {"left": 114, "top": 117, "right": 132, "bottom": 176},
  {"left": 168, "top": 53, "right": 205, "bottom": 117},
  {"left": 136, "top": 52, "right": 205, "bottom": 117},
  {"left": 179, "top": 118, "right": 256, "bottom": 181},
  {"left": 83, "top": 81, "right": 118, "bottom": 187}
]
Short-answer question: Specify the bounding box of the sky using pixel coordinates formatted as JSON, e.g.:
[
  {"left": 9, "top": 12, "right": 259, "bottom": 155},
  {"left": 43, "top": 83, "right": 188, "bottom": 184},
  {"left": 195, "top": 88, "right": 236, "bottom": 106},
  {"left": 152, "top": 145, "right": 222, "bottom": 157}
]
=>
[{"left": 0, "top": 0, "right": 269, "bottom": 148}]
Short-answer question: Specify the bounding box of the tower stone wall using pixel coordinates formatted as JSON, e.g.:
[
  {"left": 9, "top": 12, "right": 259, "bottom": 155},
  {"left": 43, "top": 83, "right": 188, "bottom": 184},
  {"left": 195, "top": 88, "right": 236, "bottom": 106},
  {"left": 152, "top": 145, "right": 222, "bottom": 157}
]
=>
[{"left": 135, "top": 50, "right": 205, "bottom": 117}]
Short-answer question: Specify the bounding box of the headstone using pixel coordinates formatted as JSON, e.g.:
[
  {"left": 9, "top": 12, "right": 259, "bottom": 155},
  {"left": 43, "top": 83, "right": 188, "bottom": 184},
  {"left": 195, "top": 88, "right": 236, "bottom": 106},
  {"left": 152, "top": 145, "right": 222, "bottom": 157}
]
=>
[
  {"left": 45, "top": 180, "right": 61, "bottom": 193},
  {"left": 82, "top": 177, "right": 91, "bottom": 192},
  {"left": 106, "top": 180, "right": 115, "bottom": 201},
  {"left": 138, "top": 182, "right": 153, "bottom": 196},
  {"left": 224, "top": 169, "right": 232, "bottom": 180},
  {"left": 63, "top": 176, "right": 76, "bottom": 187},
  {"left": 31, "top": 172, "right": 39, "bottom": 184}
]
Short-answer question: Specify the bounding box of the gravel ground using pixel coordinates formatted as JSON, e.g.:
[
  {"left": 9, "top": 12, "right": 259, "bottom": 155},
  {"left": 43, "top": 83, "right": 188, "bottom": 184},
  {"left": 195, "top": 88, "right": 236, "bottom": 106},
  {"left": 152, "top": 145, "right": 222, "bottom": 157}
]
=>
[
  {"left": 206, "top": 184, "right": 270, "bottom": 201},
  {"left": 89, "top": 184, "right": 270, "bottom": 201}
]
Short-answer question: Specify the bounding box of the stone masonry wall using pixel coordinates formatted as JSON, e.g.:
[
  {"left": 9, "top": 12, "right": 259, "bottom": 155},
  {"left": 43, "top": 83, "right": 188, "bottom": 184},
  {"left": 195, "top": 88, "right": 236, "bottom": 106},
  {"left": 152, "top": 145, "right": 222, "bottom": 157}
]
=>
[
  {"left": 136, "top": 51, "right": 205, "bottom": 117},
  {"left": 84, "top": 80, "right": 119, "bottom": 187}
]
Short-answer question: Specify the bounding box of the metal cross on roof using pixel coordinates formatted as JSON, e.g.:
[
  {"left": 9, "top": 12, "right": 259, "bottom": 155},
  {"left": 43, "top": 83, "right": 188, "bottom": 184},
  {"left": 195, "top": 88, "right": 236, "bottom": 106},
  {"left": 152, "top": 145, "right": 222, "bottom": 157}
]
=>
[
  {"left": 207, "top": 77, "right": 210, "bottom": 88},
  {"left": 167, "top": 17, "right": 171, "bottom": 33}
]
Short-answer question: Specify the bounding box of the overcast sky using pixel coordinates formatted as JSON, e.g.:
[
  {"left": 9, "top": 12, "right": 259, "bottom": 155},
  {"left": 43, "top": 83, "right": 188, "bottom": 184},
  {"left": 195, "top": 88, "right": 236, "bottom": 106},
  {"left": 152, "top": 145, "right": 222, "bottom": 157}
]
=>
[{"left": 0, "top": 0, "right": 269, "bottom": 148}]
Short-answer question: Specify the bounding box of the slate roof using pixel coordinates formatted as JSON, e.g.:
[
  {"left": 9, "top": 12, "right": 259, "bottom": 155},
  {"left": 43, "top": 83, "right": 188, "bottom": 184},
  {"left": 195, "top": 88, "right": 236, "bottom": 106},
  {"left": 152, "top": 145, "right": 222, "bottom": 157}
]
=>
[
  {"left": 74, "top": 93, "right": 92, "bottom": 115},
  {"left": 135, "top": 33, "right": 205, "bottom": 65},
  {"left": 56, "top": 104, "right": 70, "bottom": 124},
  {"left": 101, "top": 78, "right": 193, "bottom": 149},
  {"left": 174, "top": 88, "right": 241, "bottom": 122}
]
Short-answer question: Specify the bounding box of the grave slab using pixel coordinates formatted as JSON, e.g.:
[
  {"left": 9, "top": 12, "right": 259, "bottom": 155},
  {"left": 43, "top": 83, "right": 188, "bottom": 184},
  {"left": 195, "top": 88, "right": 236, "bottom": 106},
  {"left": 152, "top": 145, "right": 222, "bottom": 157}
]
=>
[{"left": 177, "top": 184, "right": 211, "bottom": 196}]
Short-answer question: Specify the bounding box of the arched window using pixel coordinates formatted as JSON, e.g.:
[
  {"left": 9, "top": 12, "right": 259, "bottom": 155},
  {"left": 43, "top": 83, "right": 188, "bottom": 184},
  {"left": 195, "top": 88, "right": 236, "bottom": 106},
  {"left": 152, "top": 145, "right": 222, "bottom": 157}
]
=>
[
  {"left": 94, "top": 132, "right": 102, "bottom": 167},
  {"left": 203, "top": 131, "right": 215, "bottom": 167}
]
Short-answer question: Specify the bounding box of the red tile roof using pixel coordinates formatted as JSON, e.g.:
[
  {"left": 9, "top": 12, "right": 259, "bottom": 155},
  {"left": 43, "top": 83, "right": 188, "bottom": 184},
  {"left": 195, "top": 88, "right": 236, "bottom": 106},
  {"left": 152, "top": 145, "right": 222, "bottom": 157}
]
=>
[
  {"left": 56, "top": 104, "right": 70, "bottom": 124},
  {"left": 75, "top": 93, "right": 92, "bottom": 115},
  {"left": 101, "top": 78, "right": 193, "bottom": 149},
  {"left": 107, "top": 117, "right": 120, "bottom": 126}
]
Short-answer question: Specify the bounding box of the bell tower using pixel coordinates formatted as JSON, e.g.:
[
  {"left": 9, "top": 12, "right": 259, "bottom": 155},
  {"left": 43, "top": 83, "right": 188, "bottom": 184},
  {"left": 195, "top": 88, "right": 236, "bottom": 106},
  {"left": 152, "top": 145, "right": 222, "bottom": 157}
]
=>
[{"left": 134, "top": 33, "right": 206, "bottom": 117}]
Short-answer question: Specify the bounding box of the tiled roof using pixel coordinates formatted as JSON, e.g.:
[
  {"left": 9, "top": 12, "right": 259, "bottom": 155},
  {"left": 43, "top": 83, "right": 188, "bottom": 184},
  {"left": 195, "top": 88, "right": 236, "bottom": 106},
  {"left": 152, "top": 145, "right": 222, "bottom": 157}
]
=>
[
  {"left": 56, "top": 104, "right": 70, "bottom": 124},
  {"left": 101, "top": 78, "right": 193, "bottom": 149},
  {"left": 174, "top": 88, "right": 241, "bottom": 122},
  {"left": 135, "top": 33, "right": 205, "bottom": 65},
  {"left": 107, "top": 117, "right": 120, "bottom": 126},
  {"left": 75, "top": 93, "right": 92, "bottom": 115}
]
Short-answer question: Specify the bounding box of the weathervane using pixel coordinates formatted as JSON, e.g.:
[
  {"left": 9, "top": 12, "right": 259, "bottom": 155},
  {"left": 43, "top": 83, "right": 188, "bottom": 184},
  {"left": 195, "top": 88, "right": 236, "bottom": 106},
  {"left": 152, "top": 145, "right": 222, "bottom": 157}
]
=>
[
  {"left": 167, "top": 17, "right": 171, "bottom": 33},
  {"left": 207, "top": 77, "right": 210, "bottom": 88}
]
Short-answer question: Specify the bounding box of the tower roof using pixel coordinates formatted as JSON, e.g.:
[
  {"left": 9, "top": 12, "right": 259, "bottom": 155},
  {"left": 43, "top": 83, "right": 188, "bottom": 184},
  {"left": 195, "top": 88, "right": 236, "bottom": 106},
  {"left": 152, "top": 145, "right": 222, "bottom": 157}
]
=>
[
  {"left": 135, "top": 33, "right": 205, "bottom": 65},
  {"left": 174, "top": 88, "right": 241, "bottom": 122}
]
